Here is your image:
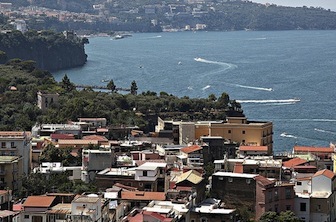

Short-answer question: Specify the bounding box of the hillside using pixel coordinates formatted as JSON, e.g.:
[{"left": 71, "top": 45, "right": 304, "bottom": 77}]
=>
[
  {"left": 7, "top": 0, "right": 336, "bottom": 32},
  {"left": 0, "top": 30, "right": 87, "bottom": 71}
]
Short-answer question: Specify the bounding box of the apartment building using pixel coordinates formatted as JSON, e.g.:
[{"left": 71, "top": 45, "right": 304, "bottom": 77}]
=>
[{"left": 0, "top": 131, "right": 30, "bottom": 175}]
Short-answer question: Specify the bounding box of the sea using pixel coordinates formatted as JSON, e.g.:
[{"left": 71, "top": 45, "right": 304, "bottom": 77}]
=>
[{"left": 53, "top": 30, "right": 336, "bottom": 153}]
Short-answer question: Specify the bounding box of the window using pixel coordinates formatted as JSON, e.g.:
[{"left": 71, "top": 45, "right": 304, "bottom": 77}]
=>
[
  {"left": 24, "top": 215, "right": 29, "bottom": 219},
  {"left": 1, "top": 142, "right": 5, "bottom": 148},
  {"left": 285, "top": 188, "right": 292, "bottom": 199},
  {"left": 11, "top": 142, "right": 15, "bottom": 148},
  {"left": 242, "top": 130, "right": 245, "bottom": 134},
  {"left": 296, "top": 181, "right": 302, "bottom": 186},
  {"left": 218, "top": 177, "right": 224, "bottom": 180},
  {"left": 143, "top": 171, "right": 147, "bottom": 176},
  {"left": 274, "top": 190, "right": 279, "bottom": 200},
  {"left": 317, "top": 205, "right": 321, "bottom": 211},
  {"left": 300, "top": 202, "right": 306, "bottom": 212},
  {"left": 228, "top": 130, "right": 231, "bottom": 134}
]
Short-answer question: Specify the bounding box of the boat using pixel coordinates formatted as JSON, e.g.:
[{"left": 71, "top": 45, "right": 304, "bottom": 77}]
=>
[
  {"left": 113, "top": 33, "right": 133, "bottom": 40},
  {"left": 113, "top": 35, "right": 124, "bottom": 40}
]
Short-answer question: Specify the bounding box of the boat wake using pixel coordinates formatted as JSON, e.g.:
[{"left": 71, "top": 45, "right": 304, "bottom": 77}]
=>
[
  {"left": 231, "top": 83, "right": 273, "bottom": 91},
  {"left": 280, "top": 132, "right": 297, "bottom": 139},
  {"left": 248, "top": 37, "right": 267, "bottom": 41},
  {"left": 202, "top": 85, "right": 211, "bottom": 90},
  {"left": 314, "top": 128, "right": 336, "bottom": 135},
  {"left": 236, "top": 99, "right": 300, "bottom": 104},
  {"left": 194, "top": 57, "right": 237, "bottom": 71}
]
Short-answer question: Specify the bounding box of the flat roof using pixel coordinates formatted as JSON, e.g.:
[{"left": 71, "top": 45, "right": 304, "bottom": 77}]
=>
[{"left": 213, "top": 172, "right": 257, "bottom": 179}]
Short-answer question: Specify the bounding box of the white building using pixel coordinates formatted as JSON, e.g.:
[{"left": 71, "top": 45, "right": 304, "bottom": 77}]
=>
[
  {"left": 68, "top": 195, "right": 107, "bottom": 222},
  {"left": 293, "top": 169, "right": 336, "bottom": 222},
  {"left": 0, "top": 131, "right": 31, "bottom": 175},
  {"left": 34, "top": 162, "right": 82, "bottom": 180}
]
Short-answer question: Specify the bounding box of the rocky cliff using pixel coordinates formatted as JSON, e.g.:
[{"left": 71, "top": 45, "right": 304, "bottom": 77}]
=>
[{"left": 0, "top": 30, "right": 87, "bottom": 71}]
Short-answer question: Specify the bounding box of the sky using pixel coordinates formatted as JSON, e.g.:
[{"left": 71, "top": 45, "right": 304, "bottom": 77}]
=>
[{"left": 252, "top": 0, "right": 336, "bottom": 11}]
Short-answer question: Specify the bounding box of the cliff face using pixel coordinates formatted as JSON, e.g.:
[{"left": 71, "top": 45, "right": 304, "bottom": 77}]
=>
[{"left": 0, "top": 30, "right": 87, "bottom": 71}]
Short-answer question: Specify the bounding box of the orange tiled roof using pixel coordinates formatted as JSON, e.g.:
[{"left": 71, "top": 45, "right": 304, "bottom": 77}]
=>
[
  {"left": 313, "top": 169, "right": 335, "bottom": 179},
  {"left": 23, "top": 196, "right": 56, "bottom": 208},
  {"left": 121, "top": 191, "right": 165, "bottom": 201},
  {"left": 283, "top": 157, "right": 308, "bottom": 168},
  {"left": 180, "top": 145, "right": 202, "bottom": 154},
  {"left": 239, "top": 146, "right": 268, "bottom": 151},
  {"left": 294, "top": 146, "right": 333, "bottom": 153}
]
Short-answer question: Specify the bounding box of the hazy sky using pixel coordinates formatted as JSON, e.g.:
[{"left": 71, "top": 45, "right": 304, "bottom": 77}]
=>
[{"left": 252, "top": 0, "right": 336, "bottom": 11}]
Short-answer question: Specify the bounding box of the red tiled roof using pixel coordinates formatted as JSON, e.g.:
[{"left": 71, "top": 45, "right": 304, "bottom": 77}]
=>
[
  {"left": 283, "top": 158, "right": 308, "bottom": 168},
  {"left": 121, "top": 191, "right": 165, "bottom": 201},
  {"left": 135, "top": 159, "right": 166, "bottom": 166},
  {"left": 233, "top": 162, "right": 243, "bottom": 173},
  {"left": 239, "top": 146, "right": 268, "bottom": 151},
  {"left": 255, "top": 175, "right": 275, "bottom": 187},
  {"left": 114, "top": 183, "right": 138, "bottom": 191},
  {"left": 12, "top": 204, "right": 23, "bottom": 211},
  {"left": 313, "top": 169, "right": 335, "bottom": 179},
  {"left": 51, "top": 134, "right": 75, "bottom": 140},
  {"left": 180, "top": 145, "right": 202, "bottom": 154},
  {"left": 82, "top": 135, "right": 108, "bottom": 141},
  {"left": 175, "top": 186, "right": 193, "bottom": 191},
  {"left": 294, "top": 146, "right": 333, "bottom": 153},
  {"left": 144, "top": 211, "right": 173, "bottom": 222},
  {"left": 23, "top": 196, "right": 56, "bottom": 208},
  {"left": 96, "top": 128, "right": 109, "bottom": 133}
]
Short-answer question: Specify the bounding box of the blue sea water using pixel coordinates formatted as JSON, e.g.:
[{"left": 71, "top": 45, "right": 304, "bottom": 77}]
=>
[{"left": 53, "top": 30, "right": 336, "bottom": 153}]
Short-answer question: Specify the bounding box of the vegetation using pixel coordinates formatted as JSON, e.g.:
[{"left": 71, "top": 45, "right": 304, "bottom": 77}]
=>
[
  {"left": 0, "top": 30, "right": 87, "bottom": 71},
  {"left": 19, "top": 172, "right": 98, "bottom": 198},
  {"left": 0, "top": 61, "right": 242, "bottom": 136},
  {"left": 6, "top": 0, "right": 336, "bottom": 33},
  {"left": 259, "top": 211, "right": 302, "bottom": 222}
]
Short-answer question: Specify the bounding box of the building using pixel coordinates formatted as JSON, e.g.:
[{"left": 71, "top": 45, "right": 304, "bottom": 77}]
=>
[
  {"left": 200, "top": 136, "right": 238, "bottom": 164},
  {"left": 67, "top": 195, "right": 109, "bottom": 222},
  {"left": 82, "top": 149, "right": 114, "bottom": 182},
  {"left": 293, "top": 169, "right": 336, "bottom": 222},
  {"left": 156, "top": 115, "right": 273, "bottom": 153},
  {"left": 255, "top": 177, "right": 295, "bottom": 220},
  {"left": 0, "top": 131, "right": 31, "bottom": 175},
  {"left": 96, "top": 162, "right": 166, "bottom": 192},
  {"left": 31, "top": 124, "right": 81, "bottom": 138},
  {"left": 238, "top": 145, "right": 271, "bottom": 157},
  {"left": 190, "top": 198, "right": 237, "bottom": 222},
  {"left": 0, "top": 156, "right": 23, "bottom": 192},
  {"left": 22, "top": 196, "right": 57, "bottom": 222},
  {"left": 0, "top": 190, "right": 13, "bottom": 210},
  {"left": 33, "top": 162, "right": 81, "bottom": 181},
  {"left": 37, "top": 91, "right": 59, "bottom": 111},
  {"left": 177, "top": 145, "right": 203, "bottom": 168}
]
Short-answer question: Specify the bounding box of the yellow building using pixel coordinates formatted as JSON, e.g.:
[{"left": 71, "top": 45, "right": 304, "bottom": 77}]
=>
[{"left": 157, "top": 116, "right": 273, "bottom": 154}]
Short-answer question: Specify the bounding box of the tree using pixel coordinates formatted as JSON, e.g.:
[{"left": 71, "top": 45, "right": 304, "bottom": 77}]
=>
[
  {"left": 259, "top": 211, "right": 301, "bottom": 222},
  {"left": 107, "top": 79, "right": 116, "bottom": 92},
  {"left": 130, "top": 80, "right": 138, "bottom": 95},
  {"left": 0, "top": 50, "right": 7, "bottom": 63},
  {"left": 60, "top": 74, "right": 75, "bottom": 92},
  {"left": 278, "top": 211, "right": 301, "bottom": 222},
  {"left": 259, "top": 211, "right": 278, "bottom": 222}
]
